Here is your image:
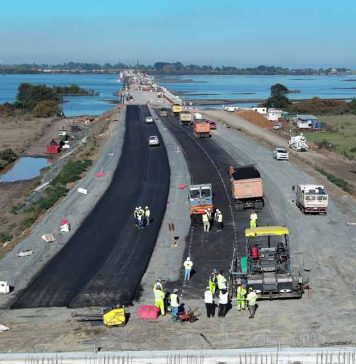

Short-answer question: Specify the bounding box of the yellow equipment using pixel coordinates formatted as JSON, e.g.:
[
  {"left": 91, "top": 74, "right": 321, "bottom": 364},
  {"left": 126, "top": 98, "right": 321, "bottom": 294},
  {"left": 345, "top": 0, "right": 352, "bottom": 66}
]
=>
[
  {"left": 71, "top": 306, "right": 126, "bottom": 327},
  {"left": 172, "top": 103, "right": 183, "bottom": 115}
]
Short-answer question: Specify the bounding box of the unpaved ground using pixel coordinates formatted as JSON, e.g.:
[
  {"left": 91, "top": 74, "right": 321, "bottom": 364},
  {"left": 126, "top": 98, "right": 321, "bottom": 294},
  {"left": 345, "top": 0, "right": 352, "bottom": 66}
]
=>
[{"left": 204, "top": 110, "right": 356, "bottom": 195}]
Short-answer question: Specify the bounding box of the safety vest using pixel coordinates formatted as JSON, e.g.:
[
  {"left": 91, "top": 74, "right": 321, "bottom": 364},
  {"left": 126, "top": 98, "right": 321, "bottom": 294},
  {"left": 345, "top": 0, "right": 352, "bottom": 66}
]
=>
[
  {"left": 237, "top": 286, "right": 247, "bottom": 299},
  {"left": 145, "top": 209, "right": 150, "bottom": 217},
  {"left": 250, "top": 213, "right": 257, "bottom": 221},
  {"left": 247, "top": 291, "right": 257, "bottom": 305},
  {"left": 217, "top": 274, "right": 227, "bottom": 289},
  {"left": 202, "top": 213, "right": 209, "bottom": 222},
  {"left": 217, "top": 213, "right": 223, "bottom": 222},
  {"left": 219, "top": 291, "right": 229, "bottom": 304},
  {"left": 204, "top": 290, "right": 213, "bottom": 304},
  {"left": 154, "top": 289, "right": 165, "bottom": 301},
  {"left": 170, "top": 293, "right": 179, "bottom": 307},
  {"left": 184, "top": 260, "right": 193, "bottom": 270}
]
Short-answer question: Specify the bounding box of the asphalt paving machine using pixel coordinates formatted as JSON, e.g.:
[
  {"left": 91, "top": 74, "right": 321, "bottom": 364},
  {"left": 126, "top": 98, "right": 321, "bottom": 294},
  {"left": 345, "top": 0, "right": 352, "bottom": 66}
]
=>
[{"left": 230, "top": 226, "right": 306, "bottom": 299}]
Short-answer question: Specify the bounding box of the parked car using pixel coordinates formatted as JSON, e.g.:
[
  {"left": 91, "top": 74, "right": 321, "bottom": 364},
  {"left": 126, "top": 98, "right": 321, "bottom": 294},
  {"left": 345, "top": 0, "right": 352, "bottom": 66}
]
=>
[
  {"left": 148, "top": 136, "right": 160, "bottom": 146},
  {"left": 145, "top": 116, "right": 154, "bottom": 124},
  {"left": 273, "top": 123, "right": 282, "bottom": 130},
  {"left": 208, "top": 120, "right": 217, "bottom": 129},
  {"left": 273, "top": 147, "right": 289, "bottom": 160}
]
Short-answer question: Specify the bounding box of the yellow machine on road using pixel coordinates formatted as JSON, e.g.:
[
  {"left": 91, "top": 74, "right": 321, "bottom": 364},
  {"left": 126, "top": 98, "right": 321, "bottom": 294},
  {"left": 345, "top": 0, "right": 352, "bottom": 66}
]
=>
[{"left": 72, "top": 306, "right": 126, "bottom": 327}]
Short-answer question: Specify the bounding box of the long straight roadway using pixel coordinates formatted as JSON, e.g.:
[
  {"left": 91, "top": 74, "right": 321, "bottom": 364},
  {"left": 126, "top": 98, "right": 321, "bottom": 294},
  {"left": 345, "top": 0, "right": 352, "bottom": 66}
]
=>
[
  {"left": 12, "top": 105, "right": 170, "bottom": 308},
  {"left": 161, "top": 115, "right": 276, "bottom": 299}
]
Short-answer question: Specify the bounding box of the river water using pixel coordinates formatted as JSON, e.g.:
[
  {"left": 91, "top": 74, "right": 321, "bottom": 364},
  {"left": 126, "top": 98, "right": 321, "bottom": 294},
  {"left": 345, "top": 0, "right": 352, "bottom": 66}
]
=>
[
  {"left": 0, "top": 74, "right": 122, "bottom": 116},
  {"left": 157, "top": 74, "right": 356, "bottom": 106}
]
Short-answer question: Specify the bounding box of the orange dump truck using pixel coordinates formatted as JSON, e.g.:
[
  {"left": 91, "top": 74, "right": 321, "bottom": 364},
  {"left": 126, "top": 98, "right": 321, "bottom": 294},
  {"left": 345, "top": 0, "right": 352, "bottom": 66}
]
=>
[
  {"left": 194, "top": 121, "right": 211, "bottom": 138},
  {"left": 229, "top": 165, "right": 264, "bottom": 210}
]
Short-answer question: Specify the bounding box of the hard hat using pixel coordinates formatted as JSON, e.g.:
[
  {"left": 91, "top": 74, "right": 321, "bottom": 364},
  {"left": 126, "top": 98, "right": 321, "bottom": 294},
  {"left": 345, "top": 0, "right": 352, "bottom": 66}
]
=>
[
  {"left": 145, "top": 206, "right": 148, "bottom": 209},
  {"left": 139, "top": 206, "right": 142, "bottom": 209},
  {"left": 206, "top": 287, "right": 210, "bottom": 290},
  {"left": 186, "top": 257, "right": 190, "bottom": 261},
  {"left": 249, "top": 287, "right": 253, "bottom": 291},
  {"left": 173, "top": 288, "right": 178, "bottom": 293}
]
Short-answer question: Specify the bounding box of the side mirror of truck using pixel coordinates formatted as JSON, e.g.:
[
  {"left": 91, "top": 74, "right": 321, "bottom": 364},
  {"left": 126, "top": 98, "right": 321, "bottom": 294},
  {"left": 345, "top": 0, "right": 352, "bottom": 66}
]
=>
[{"left": 291, "top": 185, "right": 295, "bottom": 192}]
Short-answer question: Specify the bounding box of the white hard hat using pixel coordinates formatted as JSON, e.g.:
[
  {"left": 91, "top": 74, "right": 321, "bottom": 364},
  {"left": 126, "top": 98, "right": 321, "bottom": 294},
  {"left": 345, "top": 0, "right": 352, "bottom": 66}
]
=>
[
  {"left": 145, "top": 206, "right": 148, "bottom": 209},
  {"left": 186, "top": 257, "right": 190, "bottom": 261}
]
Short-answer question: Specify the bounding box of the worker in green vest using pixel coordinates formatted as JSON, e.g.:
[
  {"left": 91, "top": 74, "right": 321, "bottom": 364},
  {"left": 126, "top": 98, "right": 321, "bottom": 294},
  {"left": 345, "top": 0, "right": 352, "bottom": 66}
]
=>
[
  {"left": 236, "top": 283, "right": 247, "bottom": 311},
  {"left": 208, "top": 271, "right": 217, "bottom": 295},
  {"left": 154, "top": 286, "right": 165, "bottom": 316}
]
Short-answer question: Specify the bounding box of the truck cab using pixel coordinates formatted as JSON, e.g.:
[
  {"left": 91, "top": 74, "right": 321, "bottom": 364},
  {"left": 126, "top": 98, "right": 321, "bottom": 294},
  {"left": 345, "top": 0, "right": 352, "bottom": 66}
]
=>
[
  {"left": 295, "top": 184, "right": 328, "bottom": 214},
  {"left": 189, "top": 184, "right": 213, "bottom": 223}
]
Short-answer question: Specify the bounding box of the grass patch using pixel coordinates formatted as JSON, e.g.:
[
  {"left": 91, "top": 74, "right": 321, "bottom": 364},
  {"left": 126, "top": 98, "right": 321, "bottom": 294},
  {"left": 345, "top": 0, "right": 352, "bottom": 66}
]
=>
[
  {"left": 315, "top": 167, "right": 352, "bottom": 193},
  {"left": 0, "top": 232, "right": 13, "bottom": 244},
  {"left": 306, "top": 115, "right": 356, "bottom": 160}
]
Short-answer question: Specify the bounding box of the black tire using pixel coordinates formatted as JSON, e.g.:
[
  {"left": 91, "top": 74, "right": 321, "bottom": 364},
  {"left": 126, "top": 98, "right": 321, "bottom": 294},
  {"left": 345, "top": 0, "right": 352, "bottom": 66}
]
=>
[{"left": 235, "top": 202, "right": 243, "bottom": 211}]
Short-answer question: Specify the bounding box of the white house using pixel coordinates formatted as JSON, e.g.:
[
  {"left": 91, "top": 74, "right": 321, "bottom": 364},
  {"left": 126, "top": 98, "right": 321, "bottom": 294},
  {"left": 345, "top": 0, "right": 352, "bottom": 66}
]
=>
[{"left": 267, "top": 108, "right": 283, "bottom": 121}]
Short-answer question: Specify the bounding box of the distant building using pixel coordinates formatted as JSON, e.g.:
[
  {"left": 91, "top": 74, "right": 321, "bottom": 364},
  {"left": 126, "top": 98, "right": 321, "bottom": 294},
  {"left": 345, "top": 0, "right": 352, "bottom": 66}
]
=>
[
  {"left": 267, "top": 108, "right": 283, "bottom": 121},
  {"left": 296, "top": 114, "right": 321, "bottom": 130},
  {"left": 250, "top": 107, "right": 267, "bottom": 115}
]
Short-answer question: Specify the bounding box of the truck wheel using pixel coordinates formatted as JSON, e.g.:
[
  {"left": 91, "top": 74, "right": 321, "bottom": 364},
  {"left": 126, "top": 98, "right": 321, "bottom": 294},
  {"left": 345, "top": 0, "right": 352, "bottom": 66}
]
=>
[
  {"left": 255, "top": 201, "right": 263, "bottom": 210},
  {"left": 235, "top": 202, "right": 243, "bottom": 211}
]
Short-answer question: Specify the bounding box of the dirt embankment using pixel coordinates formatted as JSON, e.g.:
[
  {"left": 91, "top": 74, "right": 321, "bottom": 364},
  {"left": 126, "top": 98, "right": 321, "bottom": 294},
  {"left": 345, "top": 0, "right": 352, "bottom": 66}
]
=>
[{"left": 0, "top": 110, "right": 119, "bottom": 252}]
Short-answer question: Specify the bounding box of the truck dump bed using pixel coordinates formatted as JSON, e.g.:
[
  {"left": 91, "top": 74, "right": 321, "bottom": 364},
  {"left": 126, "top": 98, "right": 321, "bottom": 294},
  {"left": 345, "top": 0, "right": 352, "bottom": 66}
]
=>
[
  {"left": 230, "top": 166, "right": 263, "bottom": 199},
  {"left": 179, "top": 111, "right": 193, "bottom": 124},
  {"left": 194, "top": 121, "right": 210, "bottom": 138}
]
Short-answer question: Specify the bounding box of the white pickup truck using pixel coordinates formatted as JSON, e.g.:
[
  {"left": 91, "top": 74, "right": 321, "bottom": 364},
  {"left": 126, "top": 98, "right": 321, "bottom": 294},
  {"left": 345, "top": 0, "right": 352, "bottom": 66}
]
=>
[{"left": 273, "top": 147, "right": 289, "bottom": 161}]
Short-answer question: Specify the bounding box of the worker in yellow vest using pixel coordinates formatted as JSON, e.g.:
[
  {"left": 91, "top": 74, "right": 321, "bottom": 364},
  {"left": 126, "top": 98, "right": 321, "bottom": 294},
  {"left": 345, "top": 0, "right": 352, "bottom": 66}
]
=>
[
  {"left": 169, "top": 288, "right": 180, "bottom": 321},
  {"left": 247, "top": 287, "right": 258, "bottom": 319},
  {"left": 250, "top": 210, "right": 258, "bottom": 229},
  {"left": 236, "top": 283, "right": 247, "bottom": 311},
  {"left": 154, "top": 286, "right": 165, "bottom": 316}
]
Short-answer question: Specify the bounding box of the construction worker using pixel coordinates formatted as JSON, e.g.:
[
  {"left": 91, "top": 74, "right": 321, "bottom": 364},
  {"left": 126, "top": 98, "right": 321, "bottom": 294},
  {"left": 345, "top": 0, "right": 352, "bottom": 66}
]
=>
[
  {"left": 218, "top": 288, "right": 229, "bottom": 318},
  {"left": 144, "top": 206, "right": 151, "bottom": 226},
  {"left": 208, "top": 271, "right": 217, "bottom": 296},
  {"left": 214, "top": 209, "right": 223, "bottom": 231},
  {"left": 250, "top": 210, "right": 258, "bottom": 229},
  {"left": 137, "top": 206, "right": 144, "bottom": 229},
  {"left": 236, "top": 283, "right": 247, "bottom": 311},
  {"left": 133, "top": 207, "right": 139, "bottom": 228},
  {"left": 217, "top": 270, "right": 227, "bottom": 291},
  {"left": 247, "top": 287, "right": 258, "bottom": 319},
  {"left": 154, "top": 286, "right": 165, "bottom": 316},
  {"left": 183, "top": 256, "right": 193, "bottom": 281},
  {"left": 204, "top": 286, "right": 215, "bottom": 318},
  {"left": 169, "top": 288, "right": 179, "bottom": 321},
  {"left": 202, "top": 210, "right": 210, "bottom": 232}
]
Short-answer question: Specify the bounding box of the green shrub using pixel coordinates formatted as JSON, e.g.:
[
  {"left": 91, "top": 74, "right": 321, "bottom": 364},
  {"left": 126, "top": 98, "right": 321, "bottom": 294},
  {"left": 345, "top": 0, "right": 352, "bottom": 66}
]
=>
[
  {"left": 316, "top": 167, "right": 351, "bottom": 192},
  {"left": 0, "top": 148, "right": 18, "bottom": 163},
  {"left": 0, "top": 232, "right": 13, "bottom": 243},
  {"left": 52, "top": 160, "right": 92, "bottom": 185},
  {"left": 32, "top": 100, "right": 61, "bottom": 117},
  {"left": 36, "top": 184, "right": 68, "bottom": 211}
]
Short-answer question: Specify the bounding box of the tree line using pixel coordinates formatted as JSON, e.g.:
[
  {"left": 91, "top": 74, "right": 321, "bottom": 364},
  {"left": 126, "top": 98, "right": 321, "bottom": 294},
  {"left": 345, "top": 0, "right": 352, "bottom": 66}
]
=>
[{"left": 0, "top": 62, "right": 351, "bottom": 75}]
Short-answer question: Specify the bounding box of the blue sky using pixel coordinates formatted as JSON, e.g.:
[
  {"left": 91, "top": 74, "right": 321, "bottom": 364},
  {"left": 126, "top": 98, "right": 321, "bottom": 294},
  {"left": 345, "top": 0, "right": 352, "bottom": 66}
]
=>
[{"left": 0, "top": 0, "right": 355, "bottom": 67}]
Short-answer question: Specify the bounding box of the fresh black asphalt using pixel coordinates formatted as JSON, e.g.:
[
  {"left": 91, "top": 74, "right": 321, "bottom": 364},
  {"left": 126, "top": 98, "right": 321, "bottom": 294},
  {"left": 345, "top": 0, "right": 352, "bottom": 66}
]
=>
[
  {"left": 12, "top": 105, "right": 170, "bottom": 308},
  {"left": 161, "top": 116, "right": 276, "bottom": 299}
]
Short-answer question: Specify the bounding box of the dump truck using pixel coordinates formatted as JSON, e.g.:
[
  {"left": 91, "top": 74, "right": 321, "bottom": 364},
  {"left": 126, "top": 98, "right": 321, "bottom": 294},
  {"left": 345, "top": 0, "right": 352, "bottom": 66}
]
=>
[
  {"left": 229, "top": 226, "right": 305, "bottom": 300},
  {"left": 172, "top": 103, "right": 183, "bottom": 116},
  {"left": 179, "top": 111, "right": 193, "bottom": 125},
  {"left": 188, "top": 184, "right": 213, "bottom": 223},
  {"left": 194, "top": 121, "right": 211, "bottom": 138},
  {"left": 294, "top": 184, "right": 328, "bottom": 214},
  {"left": 229, "top": 165, "right": 264, "bottom": 210}
]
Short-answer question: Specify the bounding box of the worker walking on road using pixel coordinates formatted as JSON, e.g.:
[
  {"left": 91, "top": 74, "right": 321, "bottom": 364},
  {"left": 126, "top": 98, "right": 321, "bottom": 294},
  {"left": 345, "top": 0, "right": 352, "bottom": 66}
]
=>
[
  {"left": 250, "top": 210, "right": 258, "bottom": 229},
  {"left": 183, "top": 256, "right": 193, "bottom": 281},
  {"left": 218, "top": 288, "right": 229, "bottom": 318},
  {"left": 169, "top": 289, "right": 180, "bottom": 321},
  {"left": 154, "top": 286, "right": 165, "bottom": 316},
  {"left": 202, "top": 210, "right": 210, "bottom": 232},
  {"left": 133, "top": 207, "right": 139, "bottom": 228},
  {"left": 247, "top": 287, "right": 258, "bottom": 319},
  {"left": 144, "top": 206, "right": 151, "bottom": 226},
  {"left": 214, "top": 209, "right": 223, "bottom": 231},
  {"left": 236, "top": 283, "right": 247, "bottom": 311},
  {"left": 137, "top": 207, "right": 144, "bottom": 229},
  {"left": 204, "top": 286, "right": 215, "bottom": 318}
]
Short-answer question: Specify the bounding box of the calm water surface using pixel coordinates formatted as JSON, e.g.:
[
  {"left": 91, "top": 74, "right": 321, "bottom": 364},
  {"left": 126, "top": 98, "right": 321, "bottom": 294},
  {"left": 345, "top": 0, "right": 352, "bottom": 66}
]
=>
[
  {"left": 0, "top": 74, "right": 122, "bottom": 116},
  {"left": 158, "top": 74, "right": 356, "bottom": 106},
  {"left": 0, "top": 157, "right": 51, "bottom": 183}
]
